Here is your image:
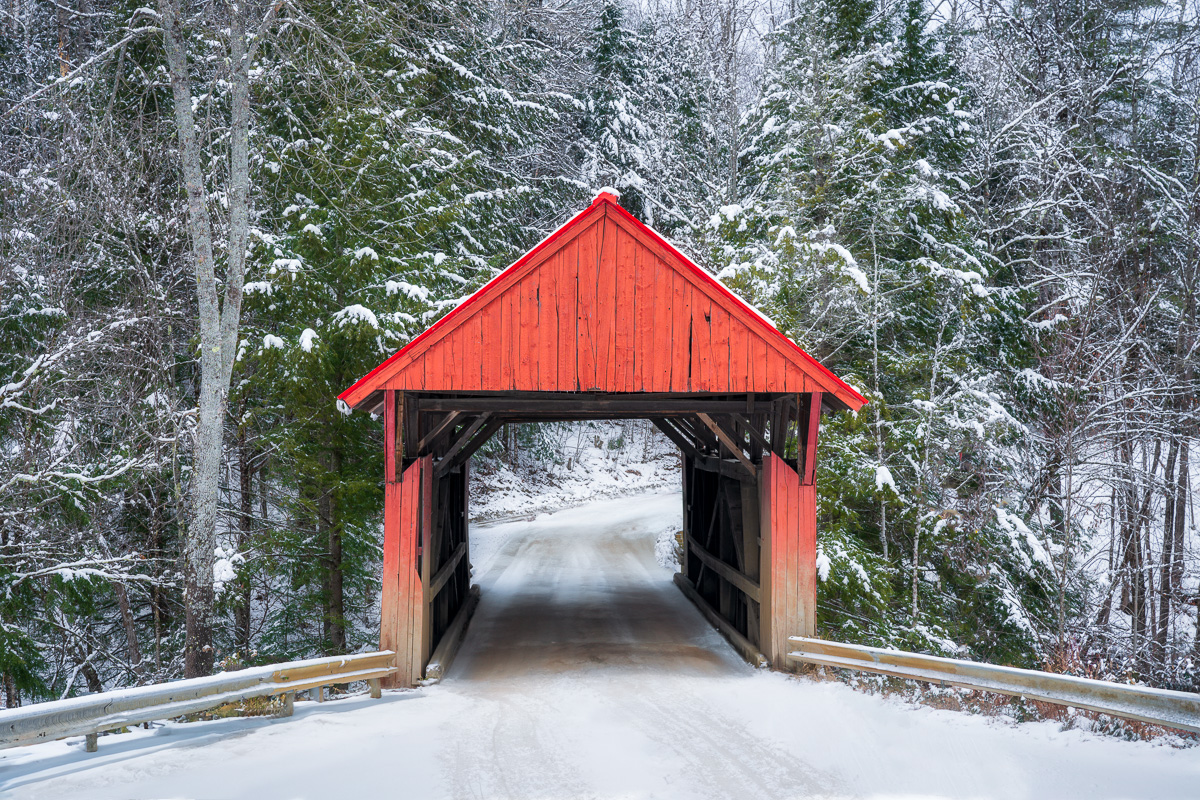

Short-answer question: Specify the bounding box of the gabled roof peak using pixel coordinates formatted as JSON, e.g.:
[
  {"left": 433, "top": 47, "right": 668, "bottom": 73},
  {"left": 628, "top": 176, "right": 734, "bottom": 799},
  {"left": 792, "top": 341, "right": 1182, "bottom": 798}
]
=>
[{"left": 339, "top": 197, "right": 866, "bottom": 412}]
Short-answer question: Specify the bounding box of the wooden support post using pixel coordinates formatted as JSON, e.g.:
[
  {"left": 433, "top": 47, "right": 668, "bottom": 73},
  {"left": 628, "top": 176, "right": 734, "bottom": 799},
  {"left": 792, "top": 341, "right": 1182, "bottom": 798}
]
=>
[
  {"left": 368, "top": 679, "right": 382, "bottom": 699},
  {"left": 279, "top": 691, "right": 295, "bottom": 717},
  {"left": 315, "top": 685, "right": 324, "bottom": 703},
  {"left": 380, "top": 397, "right": 430, "bottom": 689},
  {"left": 380, "top": 391, "right": 403, "bottom": 688},
  {"left": 802, "top": 392, "right": 822, "bottom": 485},
  {"left": 759, "top": 452, "right": 817, "bottom": 668},
  {"left": 420, "top": 461, "right": 435, "bottom": 673},
  {"left": 85, "top": 733, "right": 98, "bottom": 753},
  {"left": 741, "top": 478, "right": 762, "bottom": 646}
]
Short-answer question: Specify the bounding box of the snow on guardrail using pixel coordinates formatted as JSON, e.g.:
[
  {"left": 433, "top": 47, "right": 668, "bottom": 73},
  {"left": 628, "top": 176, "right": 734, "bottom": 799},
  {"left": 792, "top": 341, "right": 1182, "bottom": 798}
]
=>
[
  {"left": 0, "top": 650, "right": 396, "bottom": 752},
  {"left": 788, "top": 637, "right": 1200, "bottom": 734}
]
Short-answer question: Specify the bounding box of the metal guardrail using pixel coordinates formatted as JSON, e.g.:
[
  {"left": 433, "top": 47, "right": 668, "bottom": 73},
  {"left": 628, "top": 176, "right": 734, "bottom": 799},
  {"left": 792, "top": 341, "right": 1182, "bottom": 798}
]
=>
[
  {"left": 0, "top": 650, "right": 396, "bottom": 752},
  {"left": 788, "top": 637, "right": 1200, "bottom": 734}
]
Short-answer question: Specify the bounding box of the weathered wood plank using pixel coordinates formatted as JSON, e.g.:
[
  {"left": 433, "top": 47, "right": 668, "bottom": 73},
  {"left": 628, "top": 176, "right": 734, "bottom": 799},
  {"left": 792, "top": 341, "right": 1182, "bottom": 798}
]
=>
[
  {"left": 728, "top": 318, "right": 747, "bottom": 393},
  {"left": 500, "top": 285, "right": 515, "bottom": 390},
  {"left": 429, "top": 540, "right": 467, "bottom": 600},
  {"left": 416, "top": 411, "right": 463, "bottom": 456},
  {"left": 558, "top": 238, "right": 578, "bottom": 391},
  {"left": 419, "top": 457, "right": 434, "bottom": 673},
  {"left": 595, "top": 214, "right": 617, "bottom": 390},
  {"left": 576, "top": 221, "right": 599, "bottom": 390},
  {"left": 540, "top": 249, "right": 559, "bottom": 391},
  {"left": 803, "top": 391, "right": 822, "bottom": 485},
  {"left": 685, "top": 530, "right": 761, "bottom": 602},
  {"left": 439, "top": 414, "right": 492, "bottom": 470},
  {"left": 671, "top": 269, "right": 690, "bottom": 392},
  {"left": 613, "top": 225, "right": 636, "bottom": 391},
  {"left": 481, "top": 299, "right": 502, "bottom": 389}
]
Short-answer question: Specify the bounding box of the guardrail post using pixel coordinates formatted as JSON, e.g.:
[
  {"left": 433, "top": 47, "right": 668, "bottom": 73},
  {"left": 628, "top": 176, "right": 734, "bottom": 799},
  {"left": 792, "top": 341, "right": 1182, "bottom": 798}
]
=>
[
  {"left": 368, "top": 678, "right": 382, "bottom": 699},
  {"left": 85, "top": 733, "right": 98, "bottom": 753},
  {"left": 314, "top": 686, "right": 324, "bottom": 703},
  {"left": 278, "top": 691, "right": 294, "bottom": 717}
]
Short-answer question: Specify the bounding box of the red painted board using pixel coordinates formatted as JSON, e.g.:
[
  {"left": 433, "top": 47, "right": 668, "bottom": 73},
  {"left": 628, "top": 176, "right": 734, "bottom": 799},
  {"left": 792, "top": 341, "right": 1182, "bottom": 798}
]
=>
[
  {"left": 633, "top": 239, "right": 654, "bottom": 391},
  {"left": 691, "top": 293, "right": 711, "bottom": 392},
  {"left": 614, "top": 227, "right": 637, "bottom": 391},
  {"left": 729, "top": 319, "right": 748, "bottom": 393},
  {"left": 576, "top": 222, "right": 599, "bottom": 390},
  {"left": 595, "top": 214, "right": 618, "bottom": 390},
  {"left": 558, "top": 237, "right": 579, "bottom": 391},
  {"left": 539, "top": 251, "right": 558, "bottom": 391},
  {"left": 481, "top": 300, "right": 501, "bottom": 388},
  {"left": 670, "top": 269, "right": 690, "bottom": 392}
]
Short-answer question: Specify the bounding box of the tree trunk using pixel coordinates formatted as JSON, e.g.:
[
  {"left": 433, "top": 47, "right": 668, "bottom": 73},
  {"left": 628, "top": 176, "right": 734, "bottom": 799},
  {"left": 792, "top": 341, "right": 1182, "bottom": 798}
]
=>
[
  {"left": 235, "top": 423, "right": 255, "bottom": 656},
  {"left": 159, "top": 0, "right": 255, "bottom": 677},
  {"left": 321, "top": 449, "right": 346, "bottom": 654},
  {"left": 113, "top": 581, "right": 143, "bottom": 679},
  {"left": 1153, "top": 438, "right": 1179, "bottom": 665}
]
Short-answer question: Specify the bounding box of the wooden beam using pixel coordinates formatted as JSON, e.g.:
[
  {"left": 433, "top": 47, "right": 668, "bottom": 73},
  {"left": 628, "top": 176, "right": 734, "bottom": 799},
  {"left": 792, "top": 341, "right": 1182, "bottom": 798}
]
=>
[
  {"left": 384, "top": 392, "right": 397, "bottom": 484},
  {"left": 428, "top": 541, "right": 467, "bottom": 600},
  {"left": 696, "top": 412, "right": 756, "bottom": 479},
  {"left": 417, "top": 411, "right": 464, "bottom": 455},
  {"left": 731, "top": 413, "right": 771, "bottom": 452},
  {"left": 650, "top": 418, "right": 702, "bottom": 461},
  {"left": 437, "top": 416, "right": 504, "bottom": 477},
  {"left": 673, "top": 574, "right": 768, "bottom": 668},
  {"left": 403, "top": 395, "right": 420, "bottom": 458},
  {"left": 437, "top": 414, "right": 491, "bottom": 470},
  {"left": 424, "top": 585, "right": 481, "bottom": 682},
  {"left": 686, "top": 531, "right": 761, "bottom": 602},
  {"left": 417, "top": 397, "right": 776, "bottom": 415},
  {"left": 803, "top": 392, "right": 822, "bottom": 485},
  {"left": 679, "top": 415, "right": 718, "bottom": 451},
  {"left": 691, "top": 455, "right": 755, "bottom": 483}
]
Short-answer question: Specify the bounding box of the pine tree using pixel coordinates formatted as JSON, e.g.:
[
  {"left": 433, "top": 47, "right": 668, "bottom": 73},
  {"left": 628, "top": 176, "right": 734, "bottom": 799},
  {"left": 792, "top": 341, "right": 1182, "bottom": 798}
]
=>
[
  {"left": 578, "top": 1, "right": 655, "bottom": 221},
  {"left": 229, "top": 0, "right": 567, "bottom": 659},
  {"left": 713, "top": 0, "right": 1054, "bottom": 661}
]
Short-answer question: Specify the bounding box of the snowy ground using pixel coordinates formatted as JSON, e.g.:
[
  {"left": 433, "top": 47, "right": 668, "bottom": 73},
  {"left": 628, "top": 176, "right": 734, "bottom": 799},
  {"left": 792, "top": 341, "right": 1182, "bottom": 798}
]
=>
[{"left": 3, "top": 492, "right": 1198, "bottom": 800}]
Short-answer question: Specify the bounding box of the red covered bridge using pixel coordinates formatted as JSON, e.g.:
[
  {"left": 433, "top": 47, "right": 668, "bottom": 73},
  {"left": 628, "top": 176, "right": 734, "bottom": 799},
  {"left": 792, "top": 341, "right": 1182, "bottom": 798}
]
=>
[{"left": 339, "top": 192, "right": 865, "bottom": 686}]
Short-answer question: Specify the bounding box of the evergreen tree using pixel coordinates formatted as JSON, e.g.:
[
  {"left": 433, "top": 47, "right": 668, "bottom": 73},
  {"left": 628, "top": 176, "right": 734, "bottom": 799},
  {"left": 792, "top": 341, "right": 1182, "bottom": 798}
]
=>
[
  {"left": 713, "top": 0, "right": 1055, "bottom": 662},
  {"left": 229, "top": 0, "right": 567, "bottom": 659},
  {"left": 578, "top": 1, "right": 655, "bottom": 221}
]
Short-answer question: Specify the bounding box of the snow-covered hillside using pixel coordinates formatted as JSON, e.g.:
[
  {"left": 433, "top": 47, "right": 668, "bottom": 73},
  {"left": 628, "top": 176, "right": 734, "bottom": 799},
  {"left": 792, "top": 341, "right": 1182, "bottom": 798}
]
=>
[
  {"left": 3, "top": 494, "right": 1196, "bottom": 800},
  {"left": 469, "top": 419, "right": 681, "bottom": 521}
]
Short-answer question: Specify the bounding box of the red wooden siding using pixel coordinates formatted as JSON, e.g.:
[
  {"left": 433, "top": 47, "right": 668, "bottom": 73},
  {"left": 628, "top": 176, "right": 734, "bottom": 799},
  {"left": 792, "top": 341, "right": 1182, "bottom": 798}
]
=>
[
  {"left": 760, "top": 453, "right": 817, "bottom": 663},
  {"left": 380, "top": 454, "right": 429, "bottom": 687},
  {"left": 341, "top": 195, "right": 866, "bottom": 410}
]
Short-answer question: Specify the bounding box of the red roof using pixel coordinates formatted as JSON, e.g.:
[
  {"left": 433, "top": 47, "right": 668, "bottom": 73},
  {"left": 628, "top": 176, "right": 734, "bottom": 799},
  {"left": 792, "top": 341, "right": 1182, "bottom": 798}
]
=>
[{"left": 340, "top": 192, "right": 866, "bottom": 411}]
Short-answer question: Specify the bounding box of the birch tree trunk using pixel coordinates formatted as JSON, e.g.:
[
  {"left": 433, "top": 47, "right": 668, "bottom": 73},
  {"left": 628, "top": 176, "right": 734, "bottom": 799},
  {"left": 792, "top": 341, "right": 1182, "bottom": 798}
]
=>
[{"left": 159, "top": 0, "right": 262, "bottom": 677}]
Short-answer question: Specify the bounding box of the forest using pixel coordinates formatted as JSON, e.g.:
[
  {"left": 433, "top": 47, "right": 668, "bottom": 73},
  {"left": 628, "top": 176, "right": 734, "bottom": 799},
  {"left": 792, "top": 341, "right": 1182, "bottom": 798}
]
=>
[{"left": 1, "top": 0, "right": 1197, "bottom": 709}]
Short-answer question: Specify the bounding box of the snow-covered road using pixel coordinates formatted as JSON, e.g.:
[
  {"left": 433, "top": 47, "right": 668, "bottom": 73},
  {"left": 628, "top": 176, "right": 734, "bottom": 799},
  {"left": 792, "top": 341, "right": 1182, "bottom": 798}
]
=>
[{"left": 3, "top": 492, "right": 1197, "bottom": 799}]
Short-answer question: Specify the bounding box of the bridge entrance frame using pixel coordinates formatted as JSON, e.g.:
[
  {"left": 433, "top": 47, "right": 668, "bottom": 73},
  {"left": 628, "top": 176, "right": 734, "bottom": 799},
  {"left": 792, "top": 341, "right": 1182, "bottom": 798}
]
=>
[{"left": 339, "top": 193, "right": 866, "bottom": 687}]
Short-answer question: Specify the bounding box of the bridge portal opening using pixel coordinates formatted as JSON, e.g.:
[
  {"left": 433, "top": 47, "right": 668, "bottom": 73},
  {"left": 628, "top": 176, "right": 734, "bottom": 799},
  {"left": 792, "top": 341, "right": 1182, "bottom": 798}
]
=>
[{"left": 338, "top": 193, "right": 865, "bottom": 687}]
